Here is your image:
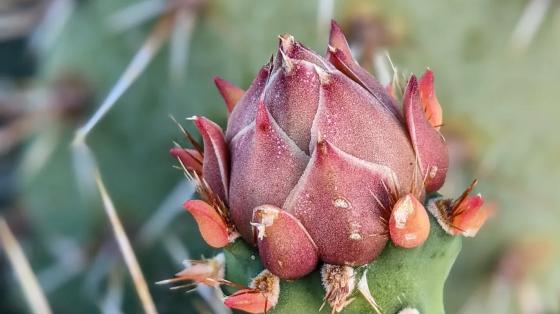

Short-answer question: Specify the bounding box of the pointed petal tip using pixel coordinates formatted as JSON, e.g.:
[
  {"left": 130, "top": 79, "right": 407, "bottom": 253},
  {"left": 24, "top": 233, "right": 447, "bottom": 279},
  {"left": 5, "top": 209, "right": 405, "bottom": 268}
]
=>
[
  {"left": 328, "top": 20, "right": 352, "bottom": 58},
  {"left": 169, "top": 146, "right": 181, "bottom": 157},
  {"left": 214, "top": 76, "right": 245, "bottom": 113},
  {"left": 278, "top": 33, "right": 295, "bottom": 51},
  {"left": 421, "top": 68, "right": 434, "bottom": 81},
  {"left": 184, "top": 200, "right": 229, "bottom": 248},
  {"left": 418, "top": 68, "right": 443, "bottom": 130},
  {"left": 330, "top": 19, "right": 341, "bottom": 30},
  {"left": 278, "top": 47, "right": 294, "bottom": 72},
  {"left": 406, "top": 74, "right": 419, "bottom": 91}
]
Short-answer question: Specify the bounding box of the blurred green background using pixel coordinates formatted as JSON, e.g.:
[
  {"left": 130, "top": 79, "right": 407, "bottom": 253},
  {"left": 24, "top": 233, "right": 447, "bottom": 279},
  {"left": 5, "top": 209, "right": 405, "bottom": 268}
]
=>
[{"left": 1, "top": 0, "right": 559, "bottom": 313}]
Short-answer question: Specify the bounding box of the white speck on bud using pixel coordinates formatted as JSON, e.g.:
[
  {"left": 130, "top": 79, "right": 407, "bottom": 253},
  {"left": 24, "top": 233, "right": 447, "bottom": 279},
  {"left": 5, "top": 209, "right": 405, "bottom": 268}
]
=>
[
  {"left": 428, "top": 165, "right": 438, "bottom": 179},
  {"left": 333, "top": 197, "right": 350, "bottom": 209},
  {"left": 349, "top": 233, "right": 362, "bottom": 240}
]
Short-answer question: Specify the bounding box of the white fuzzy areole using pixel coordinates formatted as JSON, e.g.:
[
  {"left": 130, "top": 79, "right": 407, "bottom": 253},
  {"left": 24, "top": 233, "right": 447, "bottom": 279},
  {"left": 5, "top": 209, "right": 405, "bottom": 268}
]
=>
[
  {"left": 321, "top": 264, "right": 356, "bottom": 312},
  {"left": 426, "top": 197, "right": 455, "bottom": 235},
  {"left": 249, "top": 269, "right": 280, "bottom": 308}
]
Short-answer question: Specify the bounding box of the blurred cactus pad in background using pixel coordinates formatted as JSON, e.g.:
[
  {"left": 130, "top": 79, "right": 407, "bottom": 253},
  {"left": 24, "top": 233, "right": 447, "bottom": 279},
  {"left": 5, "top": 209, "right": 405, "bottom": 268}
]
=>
[{"left": 1, "top": 0, "right": 559, "bottom": 313}]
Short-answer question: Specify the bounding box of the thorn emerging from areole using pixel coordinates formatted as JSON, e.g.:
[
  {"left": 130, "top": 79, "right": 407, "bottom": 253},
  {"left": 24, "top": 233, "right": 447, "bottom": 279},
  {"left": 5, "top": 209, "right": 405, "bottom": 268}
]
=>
[{"left": 357, "top": 270, "right": 382, "bottom": 314}]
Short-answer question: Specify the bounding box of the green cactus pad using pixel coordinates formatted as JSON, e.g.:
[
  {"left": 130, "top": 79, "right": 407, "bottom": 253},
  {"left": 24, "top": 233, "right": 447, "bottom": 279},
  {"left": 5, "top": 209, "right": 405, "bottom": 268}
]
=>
[{"left": 224, "top": 215, "right": 461, "bottom": 314}]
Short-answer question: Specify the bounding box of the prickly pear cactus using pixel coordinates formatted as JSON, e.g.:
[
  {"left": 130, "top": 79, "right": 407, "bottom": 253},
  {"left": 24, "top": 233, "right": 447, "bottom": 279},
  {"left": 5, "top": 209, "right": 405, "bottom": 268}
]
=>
[{"left": 161, "top": 21, "right": 490, "bottom": 314}]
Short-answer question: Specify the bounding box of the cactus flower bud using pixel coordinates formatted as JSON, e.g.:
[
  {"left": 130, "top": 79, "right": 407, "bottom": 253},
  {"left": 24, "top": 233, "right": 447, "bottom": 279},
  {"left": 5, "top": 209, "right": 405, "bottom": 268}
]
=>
[
  {"left": 165, "top": 19, "right": 492, "bottom": 314},
  {"left": 180, "top": 20, "right": 456, "bottom": 279}
]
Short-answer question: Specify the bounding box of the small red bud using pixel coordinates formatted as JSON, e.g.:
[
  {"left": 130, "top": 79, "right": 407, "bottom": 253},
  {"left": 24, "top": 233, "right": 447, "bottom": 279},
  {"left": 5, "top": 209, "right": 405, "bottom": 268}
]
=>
[
  {"left": 223, "top": 270, "right": 279, "bottom": 313},
  {"left": 184, "top": 200, "right": 229, "bottom": 248},
  {"left": 389, "top": 194, "right": 430, "bottom": 248},
  {"left": 451, "top": 194, "right": 492, "bottom": 237},
  {"left": 224, "top": 290, "right": 270, "bottom": 314}
]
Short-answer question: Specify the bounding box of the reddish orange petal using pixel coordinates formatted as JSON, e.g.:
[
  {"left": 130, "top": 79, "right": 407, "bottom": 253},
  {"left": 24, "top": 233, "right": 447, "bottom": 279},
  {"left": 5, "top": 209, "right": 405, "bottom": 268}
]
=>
[
  {"left": 389, "top": 194, "right": 430, "bottom": 248},
  {"left": 418, "top": 69, "right": 443, "bottom": 130},
  {"left": 224, "top": 289, "right": 271, "bottom": 314},
  {"left": 214, "top": 76, "right": 245, "bottom": 113},
  {"left": 184, "top": 200, "right": 229, "bottom": 248},
  {"left": 452, "top": 195, "right": 491, "bottom": 237}
]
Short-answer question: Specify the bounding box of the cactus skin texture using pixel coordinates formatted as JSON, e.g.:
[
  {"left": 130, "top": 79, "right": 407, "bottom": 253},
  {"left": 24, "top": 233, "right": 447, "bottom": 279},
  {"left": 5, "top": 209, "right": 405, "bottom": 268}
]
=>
[{"left": 164, "top": 20, "right": 491, "bottom": 313}]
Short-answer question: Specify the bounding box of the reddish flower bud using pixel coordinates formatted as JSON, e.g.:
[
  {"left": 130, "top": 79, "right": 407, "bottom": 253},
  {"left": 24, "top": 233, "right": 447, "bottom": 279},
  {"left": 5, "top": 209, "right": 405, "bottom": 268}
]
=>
[{"left": 177, "top": 20, "right": 457, "bottom": 278}]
